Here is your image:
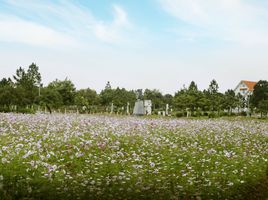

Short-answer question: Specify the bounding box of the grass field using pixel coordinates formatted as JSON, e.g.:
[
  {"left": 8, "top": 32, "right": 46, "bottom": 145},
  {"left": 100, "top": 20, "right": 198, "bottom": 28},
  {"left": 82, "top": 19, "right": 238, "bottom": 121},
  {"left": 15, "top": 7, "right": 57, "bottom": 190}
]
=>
[{"left": 0, "top": 113, "right": 267, "bottom": 199}]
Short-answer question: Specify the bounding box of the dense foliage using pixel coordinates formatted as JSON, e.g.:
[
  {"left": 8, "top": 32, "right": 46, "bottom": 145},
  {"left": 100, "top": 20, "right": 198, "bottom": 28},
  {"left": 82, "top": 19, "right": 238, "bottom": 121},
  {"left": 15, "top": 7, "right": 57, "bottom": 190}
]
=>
[{"left": 0, "top": 64, "right": 268, "bottom": 117}]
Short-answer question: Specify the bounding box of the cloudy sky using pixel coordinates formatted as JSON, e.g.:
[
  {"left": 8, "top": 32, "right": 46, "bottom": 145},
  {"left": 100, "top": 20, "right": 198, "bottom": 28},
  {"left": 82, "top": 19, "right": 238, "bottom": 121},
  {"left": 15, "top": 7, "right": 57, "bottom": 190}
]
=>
[{"left": 1, "top": 0, "right": 268, "bottom": 94}]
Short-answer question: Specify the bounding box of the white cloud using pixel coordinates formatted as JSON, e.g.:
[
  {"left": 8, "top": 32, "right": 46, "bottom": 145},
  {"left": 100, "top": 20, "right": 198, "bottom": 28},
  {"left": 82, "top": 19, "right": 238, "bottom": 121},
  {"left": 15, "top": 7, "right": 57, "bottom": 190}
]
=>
[
  {"left": 113, "top": 5, "right": 130, "bottom": 27},
  {"left": 0, "top": 1, "right": 132, "bottom": 46},
  {"left": 92, "top": 5, "right": 131, "bottom": 44},
  {"left": 159, "top": 0, "right": 268, "bottom": 45},
  {"left": 0, "top": 15, "right": 76, "bottom": 47}
]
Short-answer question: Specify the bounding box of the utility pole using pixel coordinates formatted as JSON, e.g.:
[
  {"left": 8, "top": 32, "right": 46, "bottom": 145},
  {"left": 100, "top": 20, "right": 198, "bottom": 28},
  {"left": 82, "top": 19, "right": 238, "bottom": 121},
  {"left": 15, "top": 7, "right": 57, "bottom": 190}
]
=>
[{"left": 38, "top": 83, "right": 42, "bottom": 112}]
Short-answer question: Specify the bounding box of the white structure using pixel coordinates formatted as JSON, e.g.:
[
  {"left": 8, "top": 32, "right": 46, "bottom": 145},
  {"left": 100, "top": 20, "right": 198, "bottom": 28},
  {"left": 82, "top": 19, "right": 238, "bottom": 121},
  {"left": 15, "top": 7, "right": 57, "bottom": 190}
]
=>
[
  {"left": 165, "top": 104, "right": 169, "bottom": 115},
  {"left": 126, "top": 102, "right": 130, "bottom": 115},
  {"left": 144, "top": 100, "right": 152, "bottom": 115},
  {"left": 133, "top": 100, "right": 152, "bottom": 115},
  {"left": 234, "top": 80, "right": 257, "bottom": 98},
  {"left": 234, "top": 80, "right": 257, "bottom": 114}
]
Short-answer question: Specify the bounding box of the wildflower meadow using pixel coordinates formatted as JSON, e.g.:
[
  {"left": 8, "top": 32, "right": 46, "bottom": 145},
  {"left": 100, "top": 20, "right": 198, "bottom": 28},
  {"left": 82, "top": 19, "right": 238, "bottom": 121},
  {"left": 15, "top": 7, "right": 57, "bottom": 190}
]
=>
[{"left": 0, "top": 113, "right": 267, "bottom": 199}]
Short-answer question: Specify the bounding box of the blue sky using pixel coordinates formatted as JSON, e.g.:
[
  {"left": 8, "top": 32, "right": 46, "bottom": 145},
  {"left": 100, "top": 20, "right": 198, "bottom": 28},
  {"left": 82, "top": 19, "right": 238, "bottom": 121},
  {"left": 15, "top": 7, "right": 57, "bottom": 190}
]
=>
[{"left": 1, "top": 0, "right": 268, "bottom": 94}]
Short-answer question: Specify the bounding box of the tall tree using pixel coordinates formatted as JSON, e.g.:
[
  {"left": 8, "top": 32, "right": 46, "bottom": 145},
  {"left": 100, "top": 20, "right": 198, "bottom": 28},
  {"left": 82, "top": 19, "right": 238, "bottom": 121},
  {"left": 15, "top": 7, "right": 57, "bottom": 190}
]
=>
[
  {"left": 207, "top": 79, "right": 220, "bottom": 112},
  {"left": 188, "top": 81, "right": 198, "bottom": 92},
  {"left": 100, "top": 87, "right": 136, "bottom": 112},
  {"left": 251, "top": 80, "right": 268, "bottom": 117},
  {"left": 144, "top": 89, "right": 164, "bottom": 110},
  {"left": 163, "top": 94, "right": 173, "bottom": 108},
  {"left": 75, "top": 88, "right": 99, "bottom": 112},
  {"left": 135, "top": 89, "right": 143, "bottom": 100},
  {"left": 13, "top": 63, "right": 42, "bottom": 106},
  {"left": 0, "top": 78, "right": 15, "bottom": 111},
  {"left": 174, "top": 81, "right": 202, "bottom": 116},
  {"left": 47, "top": 79, "right": 76, "bottom": 106},
  {"left": 100, "top": 87, "right": 114, "bottom": 107},
  {"left": 224, "top": 89, "right": 238, "bottom": 114},
  {"left": 0, "top": 78, "right": 13, "bottom": 87},
  {"left": 39, "top": 87, "right": 63, "bottom": 111},
  {"left": 13, "top": 63, "right": 41, "bottom": 89}
]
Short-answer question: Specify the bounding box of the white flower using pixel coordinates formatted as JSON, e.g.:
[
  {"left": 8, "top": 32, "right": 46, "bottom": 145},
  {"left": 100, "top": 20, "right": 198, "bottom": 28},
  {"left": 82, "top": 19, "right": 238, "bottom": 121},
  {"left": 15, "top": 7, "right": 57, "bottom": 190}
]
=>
[
  {"left": 207, "top": 148, "right": 216, "bottom": 154},
  {"left": 227, "top": 182, "right": 234, "bottom": 186},
  {"left": 90, "top": 180, "right": 95, "bottom": 185},
  {"left": 1, "top": 158, "right": 7, "bottom": 164},
  {"left": 2, "top": 146, "right": 8, "bottom": 151},
  {"left": 16, "top": 144, "right": 24, "bottom": 148},
  {"left": 224, "top": 150, "right": 232, "bottom": 158},
  {"left": 150, "top": 162, "right": 155, "bottom": 167}
]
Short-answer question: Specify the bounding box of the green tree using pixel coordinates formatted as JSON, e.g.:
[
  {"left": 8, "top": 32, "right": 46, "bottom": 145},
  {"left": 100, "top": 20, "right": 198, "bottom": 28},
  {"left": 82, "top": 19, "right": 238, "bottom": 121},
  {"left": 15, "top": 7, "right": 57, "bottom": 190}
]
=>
[
  {"left": 0, "top": 78, "right": 15, "bottom": 111},
  {"left": 135, "top": 89, "right": 143, "bottom": 100},
  {"left": 163, "top": 94, "right": 173, "bottom": 108},
  {"left": 144, "top": 89, "right": 164, "bottom": 110},
  {"left": 251, "top": 80, "right": 268, "bottom": 117},
  {"left": 100, "top": 87, "right": 114, "bottom": 107},
  {"left": 47, "top": 79, "right": 76, "bottom": 106},
  {"left": 188, "top": 81, "right": 198, "bottom": 91},
  {"left": 236, "top": 93, "right": 246, "bottom": 112},
  {"left": 13, "top": 63, "right": 41, "bottom": 88},
  {"left": 12, "top": 63, "right": 42, "bottom": 106},
  {"left": 39, "top": 87, "right": 63, "bottom": 112},
  {"left": 75, "top": 88, "right": 99, "bottom": 112},
  {"left": 174, "top": 81, "right": 202, "bottom": 116},
  {"left": 174, "top": 89, "right": 190, "bottom": 115},
  {"left": 100, "top": 86, "right": 136, "bottom": 113},
  {"left": 0, "top": 78, "right": 13, "bottom": 87},
  {"left": 224, "top": 89, "right": 238, "bottom": 114},
  {"left": 258, "top": 100, "right": 268, "bottom": 117},
  {"left": 113, "top": 88, "right": 136, "bottom": 110},
  {"left": 207, "top": 79, "right": 221, "bottom": 112}
]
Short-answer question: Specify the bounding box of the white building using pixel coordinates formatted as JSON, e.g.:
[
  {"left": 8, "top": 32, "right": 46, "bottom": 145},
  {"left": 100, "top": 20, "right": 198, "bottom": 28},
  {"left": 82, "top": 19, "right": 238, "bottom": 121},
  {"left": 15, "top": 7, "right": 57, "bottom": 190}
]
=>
[
  {"left": 234, "top": 80, "right": 257, "bottom": 99},
  {"left": 234, "top": 80, "right": 257, "bottom": 113}
]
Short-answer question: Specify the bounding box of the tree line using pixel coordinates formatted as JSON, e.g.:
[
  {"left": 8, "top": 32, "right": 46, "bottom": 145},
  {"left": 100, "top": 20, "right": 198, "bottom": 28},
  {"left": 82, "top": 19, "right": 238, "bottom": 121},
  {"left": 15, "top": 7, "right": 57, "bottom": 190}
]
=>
[{"left": 0, "top": 63, "right": 267, "bottom": 117}]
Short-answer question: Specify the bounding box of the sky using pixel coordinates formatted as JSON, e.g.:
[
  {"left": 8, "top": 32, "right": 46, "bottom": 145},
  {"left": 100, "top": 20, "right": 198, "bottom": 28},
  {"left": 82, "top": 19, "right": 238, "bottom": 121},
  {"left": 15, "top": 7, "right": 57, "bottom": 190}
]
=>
[{"left": 0, "top": 0, "right": 268, "bottom": 94}]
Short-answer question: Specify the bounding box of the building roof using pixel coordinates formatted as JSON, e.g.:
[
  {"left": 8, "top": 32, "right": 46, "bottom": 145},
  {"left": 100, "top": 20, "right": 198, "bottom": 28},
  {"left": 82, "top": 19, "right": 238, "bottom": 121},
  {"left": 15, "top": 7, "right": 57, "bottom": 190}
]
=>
[{"left": 241, "top": 80, "right": 257, "bottom": 92}]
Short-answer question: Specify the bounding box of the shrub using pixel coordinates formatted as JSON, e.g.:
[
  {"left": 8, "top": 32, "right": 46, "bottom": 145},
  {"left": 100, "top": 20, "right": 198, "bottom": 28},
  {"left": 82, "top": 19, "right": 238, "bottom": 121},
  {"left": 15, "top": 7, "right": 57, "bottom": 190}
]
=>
[
  {"left": 219, "top": 111, "right": 228, "bottom": 117},
  {"left": 203, "top": 112, "right": 209, "bottom": 116},
  {"left": 240, "top": 111, "right": 247, "bottom": 116},
  {"left": 0, "top": 106, "right": 11, "bottom": 113},
  {"left": 175, "top": 111, "right": 184, "bottom": 118},
  {"left": 16, "top": 107, "right": 35, "bottom": 114},
  {"left": 192, "top": 110, "right": 202, "bottom": 117},
  {"left": 208, "top": 112, "right": 217, "bottom": 118}
]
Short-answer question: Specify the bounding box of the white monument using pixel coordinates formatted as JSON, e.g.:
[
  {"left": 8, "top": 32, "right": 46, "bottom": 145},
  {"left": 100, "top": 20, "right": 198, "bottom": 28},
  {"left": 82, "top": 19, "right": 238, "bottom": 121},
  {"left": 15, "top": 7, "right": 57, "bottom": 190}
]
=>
[
  {"left": 133, "top": 100, "right": 145, "bottom": 115},
  {"left": 144, "top": 100, "right": 152, "bottom": 115},
  {"left": 127, "top": 102, "right": 130, "bottom": 115},
  {"left": 133, "top": 100, "right": 152, "bottom": 115},
  {"left": 166, "top": 104, "right": 169, "bottom": 115}
]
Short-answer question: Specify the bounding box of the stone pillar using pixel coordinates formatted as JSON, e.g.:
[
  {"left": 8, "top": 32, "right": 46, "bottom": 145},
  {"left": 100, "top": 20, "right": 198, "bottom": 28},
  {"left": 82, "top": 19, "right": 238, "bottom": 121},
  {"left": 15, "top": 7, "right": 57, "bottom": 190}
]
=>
[
  {"left": 111, "top": 103, "right": 114, "bottom": 114},
  {"left": 127, "top": 102, "right": 130, "bottom": 115},
  {"left": 166, "top": 104, "right": 169, "bottom": 115}
]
